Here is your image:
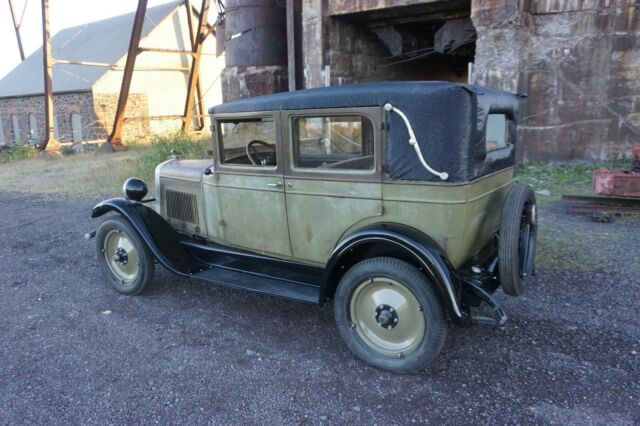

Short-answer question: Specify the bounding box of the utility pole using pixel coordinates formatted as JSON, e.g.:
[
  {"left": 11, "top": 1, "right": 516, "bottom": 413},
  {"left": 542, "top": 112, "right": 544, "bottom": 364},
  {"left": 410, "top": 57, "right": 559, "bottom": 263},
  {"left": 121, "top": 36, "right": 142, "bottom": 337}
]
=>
[
  {"left": 40, "top": 0, "right": 59, "bottom": 151},
  {"left": 9, "top": 0, "right": 26, "bottom": 61}
]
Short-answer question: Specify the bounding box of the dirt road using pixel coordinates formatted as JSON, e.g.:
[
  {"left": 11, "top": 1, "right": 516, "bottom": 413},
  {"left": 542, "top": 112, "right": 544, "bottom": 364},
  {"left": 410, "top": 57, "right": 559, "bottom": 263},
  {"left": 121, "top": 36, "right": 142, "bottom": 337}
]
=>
[{"left": 0, "top": 191, "right": 638, "bottom": 424}]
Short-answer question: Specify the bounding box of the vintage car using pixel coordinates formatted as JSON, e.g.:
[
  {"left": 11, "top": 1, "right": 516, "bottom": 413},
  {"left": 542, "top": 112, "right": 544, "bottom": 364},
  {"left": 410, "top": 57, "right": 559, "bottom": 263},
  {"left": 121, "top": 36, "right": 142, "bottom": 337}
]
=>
[{"left": 90, "top": 82, "right": 537, "bottom": 374}]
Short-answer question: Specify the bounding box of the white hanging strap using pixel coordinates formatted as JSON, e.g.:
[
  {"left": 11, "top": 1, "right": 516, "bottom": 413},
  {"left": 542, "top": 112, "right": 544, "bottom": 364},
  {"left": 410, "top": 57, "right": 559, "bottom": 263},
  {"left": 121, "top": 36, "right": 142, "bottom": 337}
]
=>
[{"left": 384, "top": 103, "right": 449, "bottom": 181}]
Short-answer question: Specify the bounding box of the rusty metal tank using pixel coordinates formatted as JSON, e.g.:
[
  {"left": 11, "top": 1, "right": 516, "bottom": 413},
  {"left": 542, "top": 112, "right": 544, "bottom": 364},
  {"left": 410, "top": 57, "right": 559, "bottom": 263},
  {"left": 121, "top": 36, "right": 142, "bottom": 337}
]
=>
[{"left": 224, "top": 0, "right": 287, "bottom": 67}]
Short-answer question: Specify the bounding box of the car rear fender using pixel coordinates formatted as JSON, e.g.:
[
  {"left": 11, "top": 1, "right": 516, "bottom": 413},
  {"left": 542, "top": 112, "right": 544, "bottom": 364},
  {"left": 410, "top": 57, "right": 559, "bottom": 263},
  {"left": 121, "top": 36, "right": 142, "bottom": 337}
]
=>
[
  {"left": 321, "top": 223, "right": 470, "bottom": 326},
  {"left": 91, "top": 198, "right": 194, "bottom": 275}
]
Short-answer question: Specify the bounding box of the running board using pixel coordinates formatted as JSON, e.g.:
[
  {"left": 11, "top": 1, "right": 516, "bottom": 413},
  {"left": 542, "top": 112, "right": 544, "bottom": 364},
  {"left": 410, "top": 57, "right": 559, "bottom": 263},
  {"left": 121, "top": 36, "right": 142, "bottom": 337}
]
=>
[{"left": 180, "top": 240, "right": 323, "bottom": 304}]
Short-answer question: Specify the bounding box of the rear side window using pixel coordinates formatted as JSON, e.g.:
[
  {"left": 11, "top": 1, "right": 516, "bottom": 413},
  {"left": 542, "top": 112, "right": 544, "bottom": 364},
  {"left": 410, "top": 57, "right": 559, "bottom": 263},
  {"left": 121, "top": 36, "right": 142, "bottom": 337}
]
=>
[
  {"left": 486, "top": 114, "right": 509, "bottom": 152},
  {"left": 292, "top": 115, "right": 374, "bottom": 170}
]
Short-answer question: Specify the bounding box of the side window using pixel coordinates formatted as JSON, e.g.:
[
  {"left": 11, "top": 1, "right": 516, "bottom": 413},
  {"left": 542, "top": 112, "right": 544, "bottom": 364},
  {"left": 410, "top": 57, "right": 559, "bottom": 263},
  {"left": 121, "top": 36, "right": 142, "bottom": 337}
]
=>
[
  {"left": 485, "top": 114, "right": 509, "bottom": 152},
  {"left": 217, "top": 117, "right": 276, "bottom": 166},
  {"left": 292, "top": 115, "right": 374, "bottom": 170},
  {"left": 11, "top": 114, "right": 20, "bottom": 143},
  {"left": 29, "top": 113, "right": 38, "bottom": 141},
  {"left": 71, "top": 112, "right": 82, "bottom": 142}
]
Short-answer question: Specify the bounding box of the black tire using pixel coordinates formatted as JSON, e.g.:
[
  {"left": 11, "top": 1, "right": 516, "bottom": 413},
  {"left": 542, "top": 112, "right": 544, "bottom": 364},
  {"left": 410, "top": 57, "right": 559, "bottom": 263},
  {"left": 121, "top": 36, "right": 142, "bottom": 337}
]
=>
[
  {"left": 95, "top": 215, "right": 155, "bottom": 295},
  {"left": 334, "top": 257, "right": 447, "bottom": 374},
  {"left": 498, "top": 184, "right": 537, "bottom": 296}
]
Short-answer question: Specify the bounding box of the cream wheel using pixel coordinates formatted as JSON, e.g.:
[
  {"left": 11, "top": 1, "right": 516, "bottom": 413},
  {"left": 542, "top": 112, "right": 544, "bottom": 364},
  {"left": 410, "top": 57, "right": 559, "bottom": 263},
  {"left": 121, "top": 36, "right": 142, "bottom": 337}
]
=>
[
  {"left": 350, "top": 277, "right": 425, "bottom": 357},
  {"left": 95, "top": 215, "right": 155, "bottom": 295},
  {"left": 334, "top": 257, "right": 447, "bottom": 374},
  {"left": 103, "top": 229, "right": 141, "bottom": 285}
]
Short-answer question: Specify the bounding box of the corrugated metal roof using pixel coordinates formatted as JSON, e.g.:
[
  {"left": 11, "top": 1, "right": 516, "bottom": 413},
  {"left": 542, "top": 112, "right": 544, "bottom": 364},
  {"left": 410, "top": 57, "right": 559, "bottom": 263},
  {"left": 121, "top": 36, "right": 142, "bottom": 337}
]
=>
[{"left": 0, "top": 1, "right": 181, "bottom": 98}]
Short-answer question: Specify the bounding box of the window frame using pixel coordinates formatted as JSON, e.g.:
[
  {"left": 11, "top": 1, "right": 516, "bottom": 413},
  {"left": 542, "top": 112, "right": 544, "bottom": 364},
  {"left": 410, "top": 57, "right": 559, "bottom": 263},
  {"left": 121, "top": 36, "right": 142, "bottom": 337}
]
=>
[
  {"left": 483, "top": 113, "right": 515, "bottom": 163},
  {"left": 71, "top": 112, "right": 82, "bottom": 142},
  {"left": 212, "top": 110, "right": 283, "bottom": 176},
  {"left": 282, "top": 107, "right": 382, "bottom": 182},
  {"left": 28, "top": 113, "right": 38, "bottom": 141},
  {"left": 11, "top": 114, "right": 20, "bottom": 143}
]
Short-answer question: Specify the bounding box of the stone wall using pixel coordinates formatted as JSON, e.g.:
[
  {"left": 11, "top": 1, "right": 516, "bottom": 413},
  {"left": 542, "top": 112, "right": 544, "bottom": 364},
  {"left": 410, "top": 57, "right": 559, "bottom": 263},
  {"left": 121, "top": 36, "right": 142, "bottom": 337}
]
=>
[
  {"left": 297, "top": 0, "right": 640, "bottom": 162},
  {"left": 0, "top": 91, "right": 150, "bottom": 146},
  {"left": 92, "top": 92, "right": 150, "bottom": 143},
  {"left": 473, "top": 0, "right": 640, "bottom": 162}
]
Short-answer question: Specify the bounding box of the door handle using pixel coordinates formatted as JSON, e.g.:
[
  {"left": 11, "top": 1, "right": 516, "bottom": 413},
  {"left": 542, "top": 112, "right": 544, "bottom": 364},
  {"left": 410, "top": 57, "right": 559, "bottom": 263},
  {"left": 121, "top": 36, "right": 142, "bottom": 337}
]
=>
[{"left": 267, "top": 182, "right": 283, "bottom": 187}]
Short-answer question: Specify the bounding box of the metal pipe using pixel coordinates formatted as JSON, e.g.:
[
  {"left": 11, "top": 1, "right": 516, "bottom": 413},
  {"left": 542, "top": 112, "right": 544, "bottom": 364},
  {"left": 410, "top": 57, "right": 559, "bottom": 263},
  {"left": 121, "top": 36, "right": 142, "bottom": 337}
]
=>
[
  {"left": 286, "top": 0, "right": 296, "bottom": 91},
  {"left": 182, "top": 0, "right": 210, "bottom": 133},
  {"left": 9, "top": 0, "right": 25, "bottom": 61},
  {"left": 40, "top": 0, "right": 58, "bottom": 151},
  {"left": 107, "top": 0, "right": 148, "bottom": 148},
  {"left": 137, "top": 47, "right": 195, "bottom": 55}
]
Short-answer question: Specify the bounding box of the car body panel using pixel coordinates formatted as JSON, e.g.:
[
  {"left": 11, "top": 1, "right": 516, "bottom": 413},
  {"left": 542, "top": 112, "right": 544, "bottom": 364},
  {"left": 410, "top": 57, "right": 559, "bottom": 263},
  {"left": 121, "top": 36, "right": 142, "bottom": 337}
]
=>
[{"left": 284, "top": 178, "right": 382, "bottom": 264}]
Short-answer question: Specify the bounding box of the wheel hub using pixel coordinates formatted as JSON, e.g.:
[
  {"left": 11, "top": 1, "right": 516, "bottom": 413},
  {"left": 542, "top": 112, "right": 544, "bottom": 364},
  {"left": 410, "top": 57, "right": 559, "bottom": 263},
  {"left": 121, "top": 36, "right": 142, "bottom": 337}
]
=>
[
  {"left": 103, "top": 229, "right": 140, "bottom": 284},
  {"left": 375, "top": 304, "right": 399, "bottom": 329},
  {"left": 113, "top": 247, "right": 129, "bottom": 265}
]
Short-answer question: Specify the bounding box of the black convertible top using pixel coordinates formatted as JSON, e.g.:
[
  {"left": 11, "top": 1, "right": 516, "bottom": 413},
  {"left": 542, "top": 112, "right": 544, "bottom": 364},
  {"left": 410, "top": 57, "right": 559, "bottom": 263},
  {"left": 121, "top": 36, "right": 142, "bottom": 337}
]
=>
[{"left": 209, "top": 82, "right": 520, "bottom": 183}]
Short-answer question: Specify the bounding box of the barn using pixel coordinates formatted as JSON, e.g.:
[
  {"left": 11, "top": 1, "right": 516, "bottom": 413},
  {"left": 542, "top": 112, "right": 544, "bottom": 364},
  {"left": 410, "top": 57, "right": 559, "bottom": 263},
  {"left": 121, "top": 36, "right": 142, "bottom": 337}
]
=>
[{"left": 0, "top": 0, "right": 224, "bottom": 147}]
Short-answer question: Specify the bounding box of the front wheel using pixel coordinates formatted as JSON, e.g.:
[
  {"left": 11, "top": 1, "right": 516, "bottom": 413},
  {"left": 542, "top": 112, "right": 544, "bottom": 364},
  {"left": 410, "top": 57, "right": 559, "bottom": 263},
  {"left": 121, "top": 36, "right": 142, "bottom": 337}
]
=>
[
  {"left": 95, "top": 215, "right": 155, "bottom": 295},
  {"left": 334, "top": 257, "right": 447, "bottom": 374}
]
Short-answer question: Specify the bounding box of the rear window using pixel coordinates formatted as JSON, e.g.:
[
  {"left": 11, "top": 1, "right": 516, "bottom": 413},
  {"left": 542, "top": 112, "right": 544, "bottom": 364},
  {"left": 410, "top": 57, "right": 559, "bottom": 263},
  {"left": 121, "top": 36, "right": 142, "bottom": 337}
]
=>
[
  {"left": 486, "top": 114, "right": 509, "bottom": 152},
  {"left": 292, "top": 115, "right": 374, "bottom": 170}
]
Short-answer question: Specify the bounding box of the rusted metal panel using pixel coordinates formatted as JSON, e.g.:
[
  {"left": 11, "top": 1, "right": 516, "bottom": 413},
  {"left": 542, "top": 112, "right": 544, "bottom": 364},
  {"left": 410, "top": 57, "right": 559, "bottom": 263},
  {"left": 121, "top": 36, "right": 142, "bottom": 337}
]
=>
[
  {"left": 593, "top": 170, "right": 640, "bottom": 198},
  {"left": 592, "top": 148, "right": 640, "bottom": 197},
  {"left": 107, "top": 0, "right": 148, "bottom": 148},
  {"left": 563, "top": 195, "right": 640, "bottom": 215},
  {"left": 224, "top": 0, "right": 287, "bottom": 67}
]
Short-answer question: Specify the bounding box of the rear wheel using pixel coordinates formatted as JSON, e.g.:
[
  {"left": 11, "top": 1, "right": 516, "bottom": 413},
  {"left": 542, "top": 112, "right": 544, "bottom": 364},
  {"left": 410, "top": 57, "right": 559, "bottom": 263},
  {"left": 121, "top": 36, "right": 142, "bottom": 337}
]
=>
[
  {"left": 334, "top": 257, "right": 447, "bottom": 374},
  {"left": 499, "top": 184, "right": 537, "bottom": 296},
  {"left": 95, "top": 215, "right": 155, "bottom": 295}
]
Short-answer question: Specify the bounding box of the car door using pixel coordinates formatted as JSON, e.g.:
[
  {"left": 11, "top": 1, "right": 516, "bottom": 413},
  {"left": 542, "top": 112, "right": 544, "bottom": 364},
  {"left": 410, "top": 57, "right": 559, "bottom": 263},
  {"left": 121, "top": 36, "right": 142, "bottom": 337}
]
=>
[
  {"left": 208, "top": 112, "right": 292, "bottom": 258},
  {"left": 282, "top": 107, "right": 383, "bottom": 264}
]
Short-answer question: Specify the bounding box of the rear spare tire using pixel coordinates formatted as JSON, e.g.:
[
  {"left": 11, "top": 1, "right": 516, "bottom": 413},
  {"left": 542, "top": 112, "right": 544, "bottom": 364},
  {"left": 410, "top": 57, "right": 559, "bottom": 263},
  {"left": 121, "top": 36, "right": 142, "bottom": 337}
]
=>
[{"left": 499, "top": 183, "right": 537, "bottom": 296}]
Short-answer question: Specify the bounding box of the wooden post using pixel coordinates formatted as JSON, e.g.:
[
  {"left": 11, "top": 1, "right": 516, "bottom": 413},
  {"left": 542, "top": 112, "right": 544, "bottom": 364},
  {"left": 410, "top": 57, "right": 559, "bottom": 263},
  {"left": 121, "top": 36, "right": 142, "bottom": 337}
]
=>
[
  {"left": 107, "top": 0, "right": 148, "bottom": 148},
  {"left": 40, "top": 0, "right": 59, "bottom": 151},
  {"left": 182, "top": 0, "right": 210, "bottom": 133},
  {"left": 183, "top": 0, "right": 206, "bottom": 131}
]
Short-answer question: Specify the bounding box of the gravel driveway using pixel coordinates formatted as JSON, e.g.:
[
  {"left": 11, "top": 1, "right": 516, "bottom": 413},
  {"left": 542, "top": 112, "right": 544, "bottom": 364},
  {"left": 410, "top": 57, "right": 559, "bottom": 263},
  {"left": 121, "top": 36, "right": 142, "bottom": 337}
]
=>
[{"left": 0, "top": 191, "right": 638, "bottom": 425}]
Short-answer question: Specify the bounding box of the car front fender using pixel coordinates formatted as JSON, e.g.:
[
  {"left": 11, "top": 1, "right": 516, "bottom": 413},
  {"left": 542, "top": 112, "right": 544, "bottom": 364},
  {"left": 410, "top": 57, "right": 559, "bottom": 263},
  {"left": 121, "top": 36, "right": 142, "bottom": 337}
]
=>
[
  {"left": 321, "top": 223, "right": 470, "bottom": 326},
  {"left": 92, "top": 198, "right": 194, "bottom": 275}
]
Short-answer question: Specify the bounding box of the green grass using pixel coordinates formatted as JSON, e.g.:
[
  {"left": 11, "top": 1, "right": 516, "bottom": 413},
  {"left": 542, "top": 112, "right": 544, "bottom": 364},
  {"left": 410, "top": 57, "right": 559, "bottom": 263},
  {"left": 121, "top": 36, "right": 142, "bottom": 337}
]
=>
[
  {"left": 130, "top": 133, "right": 211, "bottom": 181},
  {"left": 515, "top": 160, "right": 629, "bottom": 202},
  {"left": 0, "top": 144, "right": 39, "bottom": 163}
]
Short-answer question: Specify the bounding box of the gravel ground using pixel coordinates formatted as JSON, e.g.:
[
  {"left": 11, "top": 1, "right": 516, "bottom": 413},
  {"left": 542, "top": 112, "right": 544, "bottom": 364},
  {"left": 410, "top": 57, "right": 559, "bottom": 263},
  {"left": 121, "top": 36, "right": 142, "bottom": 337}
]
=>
[{"left": 0, "top": 191, "right": 638, "bottom": 425}]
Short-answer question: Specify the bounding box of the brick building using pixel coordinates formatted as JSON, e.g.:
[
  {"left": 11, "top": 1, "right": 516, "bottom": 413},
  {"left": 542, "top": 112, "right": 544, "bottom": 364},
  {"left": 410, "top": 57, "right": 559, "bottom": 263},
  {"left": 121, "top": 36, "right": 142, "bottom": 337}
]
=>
[
  {"left": 0, "top": 1, "right": 224, "bottom": 147},
  {"left": 223, "top": 0, "right": 640, "bottom": 162}
]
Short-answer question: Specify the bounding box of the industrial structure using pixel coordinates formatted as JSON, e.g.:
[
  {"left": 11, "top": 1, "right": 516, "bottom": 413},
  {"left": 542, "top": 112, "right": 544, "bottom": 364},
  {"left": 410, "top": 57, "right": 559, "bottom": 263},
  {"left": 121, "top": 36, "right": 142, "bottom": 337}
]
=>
[
  {"left": 0, "top": 0, "right": 223, "bottom": 149},
  {"left": 1, "top": 0, "right": 637, "bottom": 162},
  {"left": 220, "top": 0, "right": 640, "bottom": 162}
]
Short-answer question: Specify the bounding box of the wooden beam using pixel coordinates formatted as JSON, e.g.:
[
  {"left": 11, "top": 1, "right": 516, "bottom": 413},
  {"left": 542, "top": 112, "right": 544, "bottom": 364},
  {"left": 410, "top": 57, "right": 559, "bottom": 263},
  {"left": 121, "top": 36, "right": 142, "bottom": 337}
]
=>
[
  {"left": 40, "top": 0, "right": 59, "bottom": 151},
  {"left": 107, "top": 0, "right": 148, "bottom": 148}
]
